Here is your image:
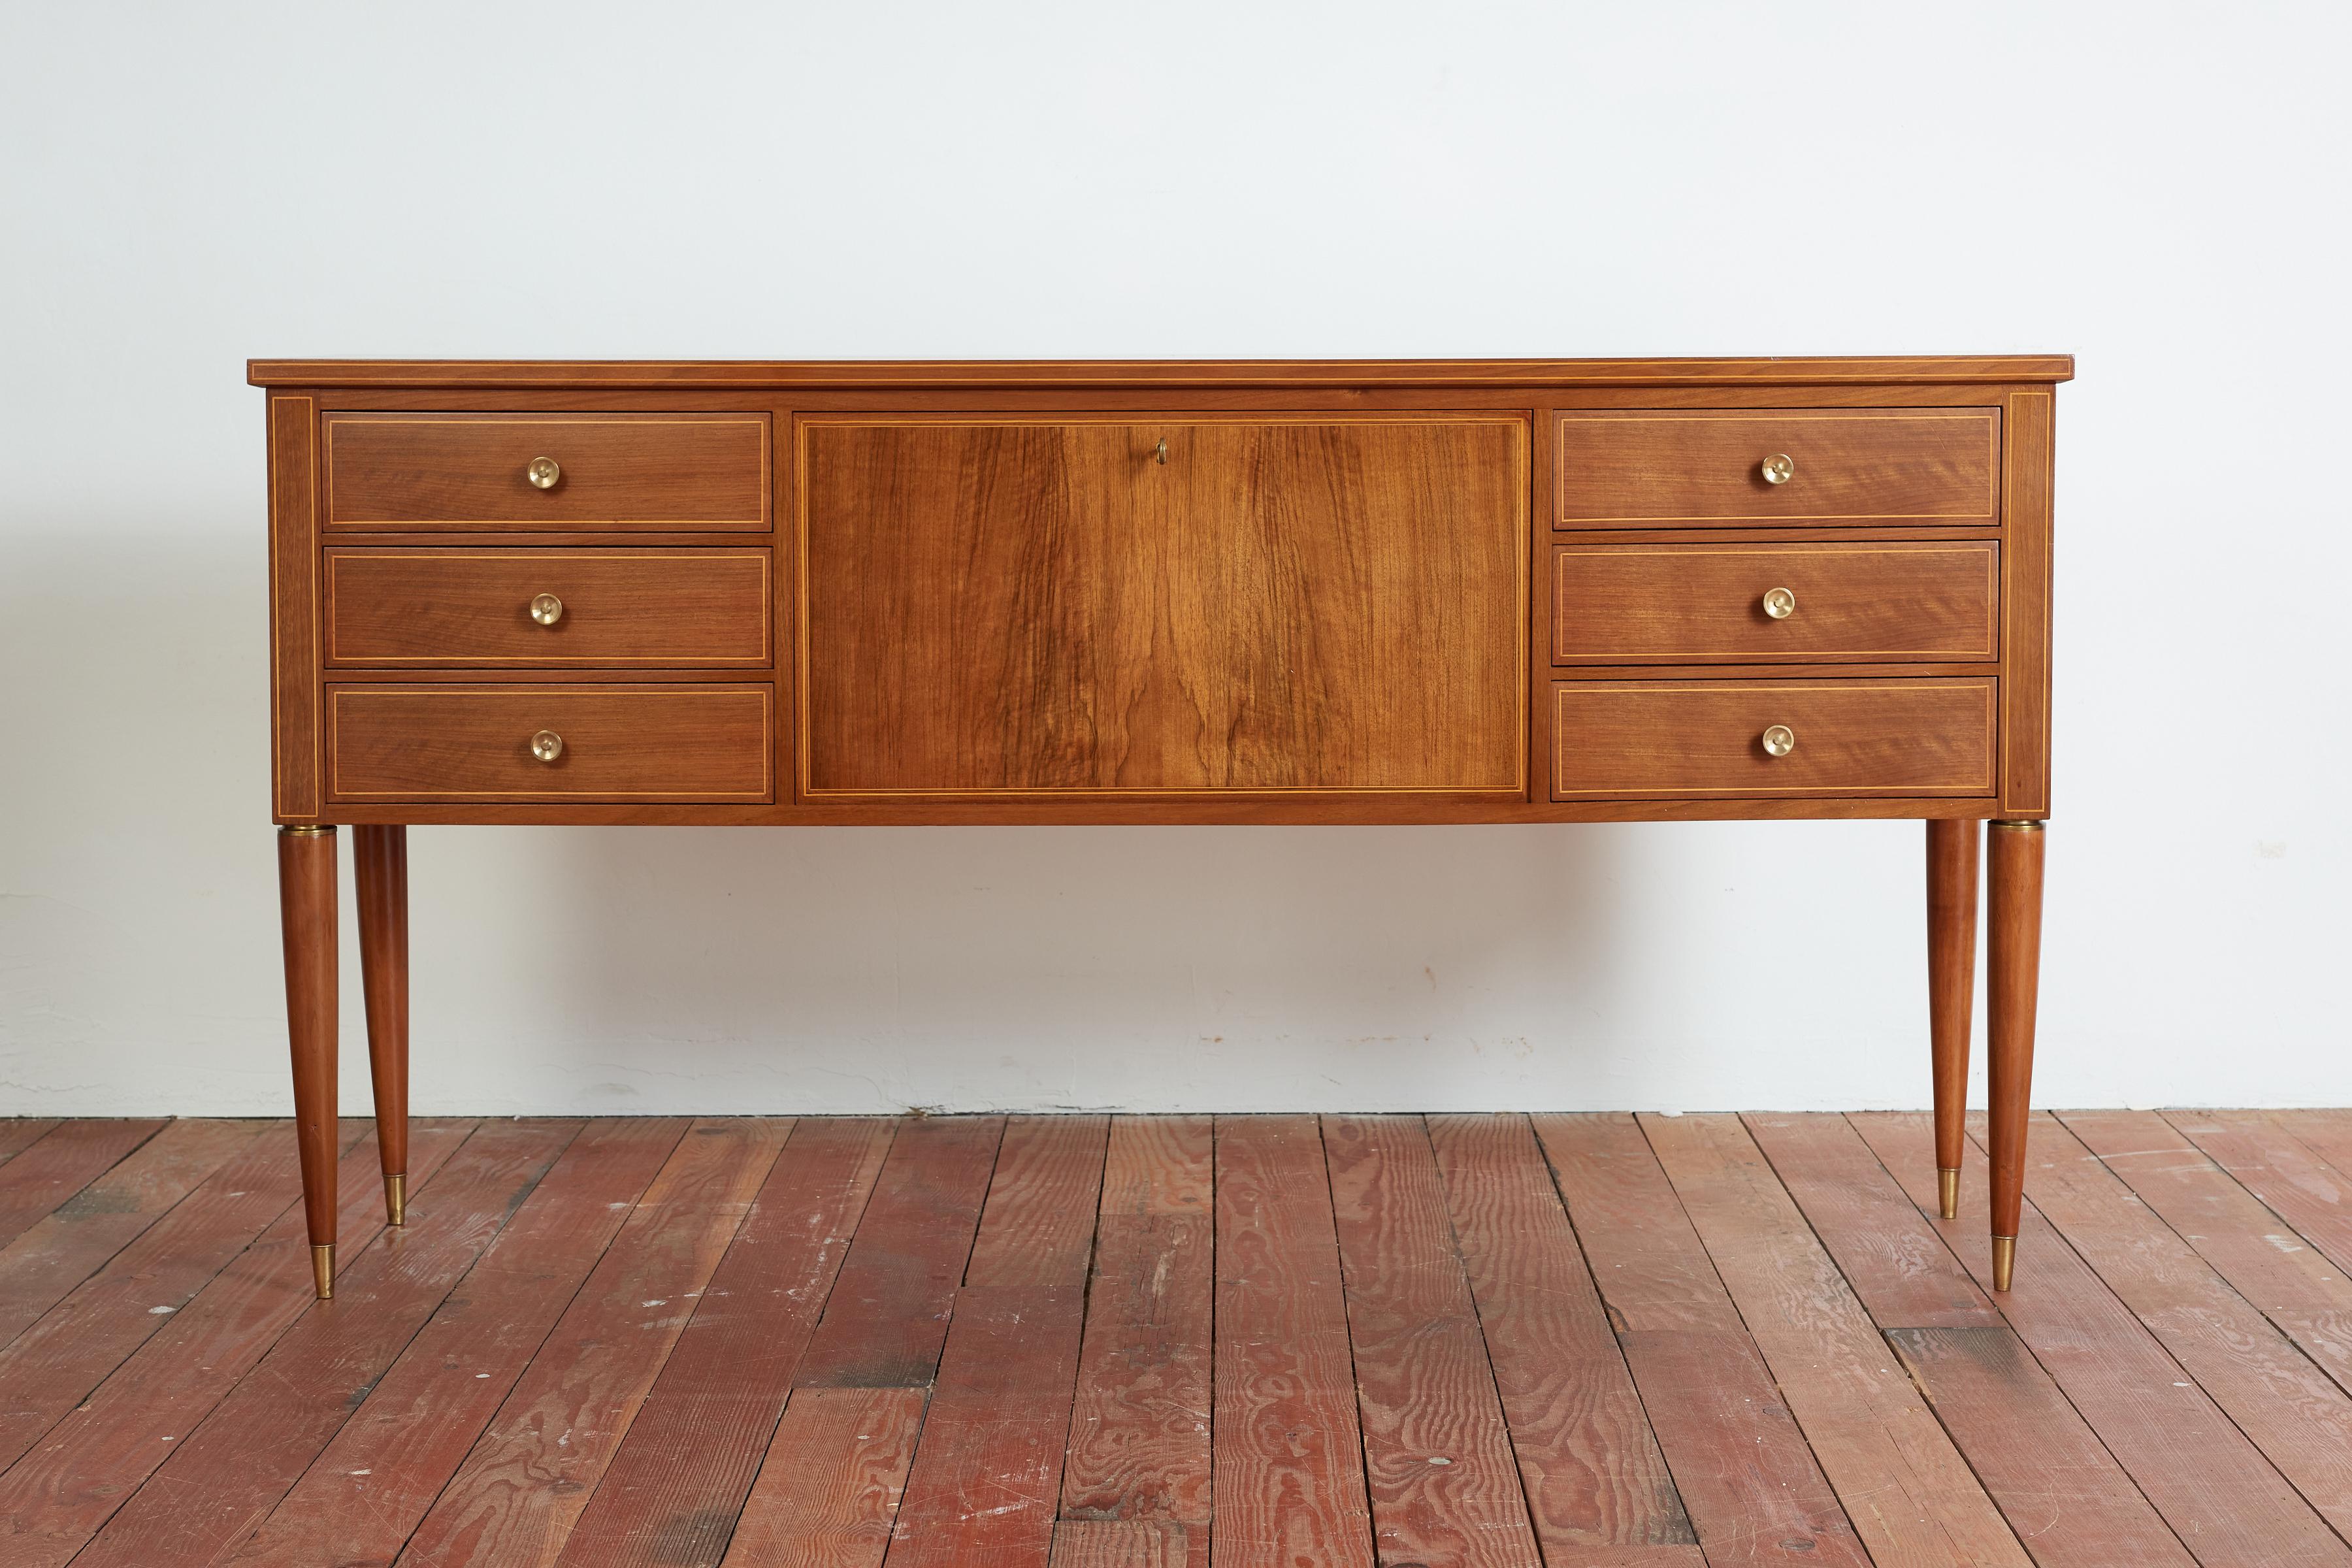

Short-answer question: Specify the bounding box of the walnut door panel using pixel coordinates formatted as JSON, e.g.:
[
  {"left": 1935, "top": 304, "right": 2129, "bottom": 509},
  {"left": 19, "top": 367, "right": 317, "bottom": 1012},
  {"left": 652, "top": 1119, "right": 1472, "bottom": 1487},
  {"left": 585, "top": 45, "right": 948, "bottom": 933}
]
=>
[
  {"left": 1552, "top": 678, "right": 1996, "bottom": 799},
  {"left": 1552, "top": 542, "right": 1998, "bottom": 663},
  {"left": 324, "top": 549, "right": 771, "bottom": 666},
  {"left": 1555, "top": 409, "right": 1999, "bottom": 528},
  {"left": 323, "top": 413, "right": 770, "bottom": 530},
  {"left": 327, "top": 684, "right": 772, "bottom": 802},
  {"left": 798, "top": 415, "right": 1528, "bottom": 794}
]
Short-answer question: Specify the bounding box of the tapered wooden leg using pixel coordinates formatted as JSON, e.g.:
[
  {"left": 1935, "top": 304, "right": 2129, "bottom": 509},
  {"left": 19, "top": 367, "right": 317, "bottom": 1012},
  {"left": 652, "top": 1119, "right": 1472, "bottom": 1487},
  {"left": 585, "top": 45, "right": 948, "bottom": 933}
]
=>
[
  {"left": 1926, "top": 819, "right": 1982, "bottom": 1220},
  {"left": 354, "top": 825, "right": 409, "bottom": 1227},
  {"left": 277, "top": 825, "right": 339, "bottom": 1299},
  {"left": 1986, "top": 820, "right": 2046, "bottom": 1290}
]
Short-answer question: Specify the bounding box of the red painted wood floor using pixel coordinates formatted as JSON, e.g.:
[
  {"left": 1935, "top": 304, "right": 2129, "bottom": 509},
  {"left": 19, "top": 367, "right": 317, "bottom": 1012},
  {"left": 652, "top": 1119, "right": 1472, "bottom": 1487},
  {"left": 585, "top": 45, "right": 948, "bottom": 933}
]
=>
[{"left": 3, "top": 1111, "right": 2352, "bottom": 1566}]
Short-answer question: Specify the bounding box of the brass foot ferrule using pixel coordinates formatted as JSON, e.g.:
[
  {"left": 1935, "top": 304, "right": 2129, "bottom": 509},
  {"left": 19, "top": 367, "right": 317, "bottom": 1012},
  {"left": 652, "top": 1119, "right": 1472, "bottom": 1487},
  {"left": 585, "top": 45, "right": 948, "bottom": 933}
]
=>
[
  {"left": 385, "top": 1173, "right": 406, "bottom": 1227},
  {"left": 1989, "top": 819, "right": 2046, "bottom": 833},
  {"left": 310, "top": 1243, "right": 336, "bottom": 1300},
  {"left": 1990, "top": 1235, "right": 2017, "bottom": 1293},
  {"left": 280, "top": 824, "right": 336, "bottom": 836},
  {"left": 1938, "top": 1168, "right": 1961, "bottom": 1221}
]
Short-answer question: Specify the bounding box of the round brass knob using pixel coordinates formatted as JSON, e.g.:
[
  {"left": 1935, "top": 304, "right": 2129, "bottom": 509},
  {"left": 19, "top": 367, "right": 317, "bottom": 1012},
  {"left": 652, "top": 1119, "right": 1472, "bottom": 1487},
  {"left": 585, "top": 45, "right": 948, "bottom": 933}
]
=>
[
  {"left": 529, "top": 593, "right": 564, "bottom": 626},
  {"left": 1153, "top": 438, "right": 1169, "bottom": 465},
  {"left": 1760, "top": 452, "right": 1795, "bottom": 485},
  {"left": 1761, "top": 724, "right": 1797, "bottom": 757},
  {"left": 526, "top": 456, "right": 562, "bottom": 490},
  {"left": 1761, "top": 586, "right": 1797, "bottom": 619},
  {"left": 529, "top": 729, "right": 564, "bottom": 763}
]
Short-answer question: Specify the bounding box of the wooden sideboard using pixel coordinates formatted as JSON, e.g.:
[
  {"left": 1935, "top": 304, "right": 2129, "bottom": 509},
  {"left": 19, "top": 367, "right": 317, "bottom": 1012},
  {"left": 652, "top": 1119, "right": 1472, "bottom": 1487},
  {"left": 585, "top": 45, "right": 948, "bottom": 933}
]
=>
[{"left": 251, "top": 355, "right": 2068, "bottom": 1299}]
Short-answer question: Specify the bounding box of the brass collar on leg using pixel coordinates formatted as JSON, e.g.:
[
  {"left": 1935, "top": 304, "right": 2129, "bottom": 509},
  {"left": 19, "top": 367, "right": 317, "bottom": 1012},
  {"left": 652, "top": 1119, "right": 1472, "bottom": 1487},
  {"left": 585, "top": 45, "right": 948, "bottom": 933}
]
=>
[
  {"left": 1938, "top": 1168, "right": 1960, "bottom": 1220},
  {"left": 310, "top": 1243, "right": 336, "bottom": 1300},
  {"left": 1989, "top": 819, "right": 2046, "bottom": 832},
  {"left": 385, "top": 1172, "right": 407, "bottom": 1227},
  {"left": 280, "top": 824, "right": 336, "bottom": 836},
  {"left": 1990, "top": 1235, "right": 2017, "bottom": 1293}
]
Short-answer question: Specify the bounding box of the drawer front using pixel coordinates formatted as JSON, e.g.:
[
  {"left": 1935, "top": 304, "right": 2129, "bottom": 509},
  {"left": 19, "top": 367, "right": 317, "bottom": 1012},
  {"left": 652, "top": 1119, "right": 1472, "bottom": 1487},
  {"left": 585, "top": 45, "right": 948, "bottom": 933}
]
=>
[
  {"left": 324, "top": 413, "right": 770, "bottom": 531},
  {"left": 1552, "top": 542, "right": 1997, "bottom": 663},
  {"left": 1556, "top": 409, "right": 1998, "bottom": 528},
  {"left": 1552, "top": 679, "right": 1995, "bottom": 799},
  {"left": 328, "top": 684, "right": 772, "bottom": 801},
  {"left": 325, "top": 549, "right": 770, "bottom": 666}
]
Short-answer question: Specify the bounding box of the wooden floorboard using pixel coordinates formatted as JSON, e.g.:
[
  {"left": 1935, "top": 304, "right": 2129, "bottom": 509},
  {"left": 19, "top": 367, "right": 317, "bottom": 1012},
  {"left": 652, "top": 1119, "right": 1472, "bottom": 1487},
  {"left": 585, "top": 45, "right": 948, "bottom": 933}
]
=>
[
  {"left": 1850, "top": 1111, "right": 2352, "bottom": 1568},
  {"left": 1534, "top": 1113, "right": 1870, "bottom": 1568},
  {"left": 395, "top": 1117, "right": 792, "bottom": 1568},
  {"left": 8, "top": 1111, "right": 2352, "bottom": 1568}
]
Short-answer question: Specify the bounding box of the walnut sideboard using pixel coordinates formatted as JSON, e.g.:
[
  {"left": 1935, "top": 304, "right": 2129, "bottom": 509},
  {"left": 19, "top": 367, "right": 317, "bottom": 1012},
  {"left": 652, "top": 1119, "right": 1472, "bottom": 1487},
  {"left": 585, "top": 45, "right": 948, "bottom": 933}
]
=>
[{"left": 251, "top": 355, "right": 2067, "bottom": 1299}]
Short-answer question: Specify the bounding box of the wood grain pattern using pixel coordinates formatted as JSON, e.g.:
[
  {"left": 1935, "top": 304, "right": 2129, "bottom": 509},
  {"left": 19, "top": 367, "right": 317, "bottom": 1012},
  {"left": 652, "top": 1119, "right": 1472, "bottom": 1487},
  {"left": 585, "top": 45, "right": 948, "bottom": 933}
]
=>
[
  {"left": 966, "top": 1115, "right": 1109, "bottom": 1290},
  {"left": 0, "top": 1121, "right": 363, "bottom": 1475},
  {"left": 1058, "top": 1118, "right": 1211, "bottom": 1543},
  {"left": 1426, "top": 1114, "right": 1697, "bottom": 1563},
  {"left": 792, "top": 1116, "right": 1002, "bottom": 1390},
  {"left": 252, "top": 355, "right": 2076, "bottom": 388},
  {"left": 267, "top": 393, "right": 321, "bottom": 819},
  {"left": 553, "top": 1118, "right": 894, "bottom": 1568},
  {"left": 0, "top": 1119, "right": 258, "bottom": 1350},
  {"left": 1885, "top": 1328, "right": 2197, "bottom": 1568},
  {"left": 2166, "top": 1111, "right": 2352, "bottom": 1284},
  {"left": 323, "top": 412, "right": 770, "bottom": 530},
  {"left": 1640, "top": 1113, "right": 2029, "bottom": 1568},
  {"left": 327, "top": 683, "right": 773, "bottom": 802},
  {"left": 222, "top": 1119, "right": 686, "bottom": 1568},
  {"left": 1850, "top": 1112, "right": 2352, "bottom": 1568},
  {"left": 59, "top": 1120, "right": 578, "bottom": 1568},
  {"left": 1532, "top": 1115, "right": 1867, "bottom": 1565},
  {"left": 1048, "top": 1518, "right": 1192, "bottom": 1567},
  {"left": 1557, "top": 408, "right": 2000, "bottom": 527},
  {"left": 887, "top": 1284, "right": 1088, "bottom": 1568},
  {"left": 1553, "top": 678, "right": 1997, "bottom": 799},
  {"left": 2002, "top": 1111, "right": 2352, "bottom": 1539},
  {"left": 1323, "top": 1115, "right": 1541, "bottom": 1568},
  {"left": 723, "top": 1387, "right": 924, "bottom": 1568},
  {"left": 2070, "top": 1110, "right": 2352, "bottom": 1400},
  {"left": 1552, "top": 542, "right": 1998, "bottom": 662},
  {"left": 0, "top": 1119, "right": 166, "bottom": 1251},
  {"left": 0, "top": 1119, "right": 61, "bottom": 1165},
  {"left": 324, "top": 548, "right": 772, "bottom": 665},
  {"left": 0, "top": 1119, "right": 474, "bottom": 1568},
  {"left": 1740, "top": 1111, "right": 1995, "bottom": 1330},
  {"left": 396, "top": 1119, "right": 790, "bottom": 1568},
  {"left": 1212, "top": 1115, "right": 1374, "bottom": 1568},
  {"left": 800, "top": 416, "right": 1526, "bottom": 795},
  {"left": 1999, "top": 389, "right": 2055, "bottom": 813}
]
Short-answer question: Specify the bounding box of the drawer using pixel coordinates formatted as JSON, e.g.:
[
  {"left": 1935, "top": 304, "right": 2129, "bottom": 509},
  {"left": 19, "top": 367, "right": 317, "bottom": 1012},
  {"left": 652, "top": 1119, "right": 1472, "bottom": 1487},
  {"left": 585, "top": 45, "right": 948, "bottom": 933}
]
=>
[
  {"left": 1552, "top": 542, "right": 1997, "bottom": 663},
  {"left": 1556, "top": 409, "right": 1998, "bottom": 528},
  {"left": 1552, "top": 678, "right": 1995, "bottom": 799},
  {"left": 323, "top": 413, "right": 770, "bottom": 531},
  {"left": 327, "top": 684, "right": 772, "bottom": 802},
  {"left": 325, "top": 549, "right": 770, "bottom": 666}
]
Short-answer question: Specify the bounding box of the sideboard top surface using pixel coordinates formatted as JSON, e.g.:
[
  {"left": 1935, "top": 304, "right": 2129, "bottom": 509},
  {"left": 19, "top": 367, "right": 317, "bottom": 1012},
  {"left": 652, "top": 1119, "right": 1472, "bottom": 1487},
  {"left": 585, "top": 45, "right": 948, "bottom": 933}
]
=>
[{"left": 249, "top": 355, "right": 2074, "bottom": 389}]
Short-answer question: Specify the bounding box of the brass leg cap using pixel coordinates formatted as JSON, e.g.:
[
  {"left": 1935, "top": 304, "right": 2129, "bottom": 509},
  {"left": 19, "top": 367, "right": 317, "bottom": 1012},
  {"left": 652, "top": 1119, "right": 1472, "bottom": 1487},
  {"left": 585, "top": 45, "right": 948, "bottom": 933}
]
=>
[
  {"left": 1991, "top": 1234, "right": 2017, "bottom": 1293},
  {"left": 1938, "top": 1168, "right": 1961, "bottom": 1221},
  {"left": 385, "top": 1172, "right": 407, "bottom": 1227},
  {"left": 310, "top": 1242, "right": 336, "bottom": 1300}
]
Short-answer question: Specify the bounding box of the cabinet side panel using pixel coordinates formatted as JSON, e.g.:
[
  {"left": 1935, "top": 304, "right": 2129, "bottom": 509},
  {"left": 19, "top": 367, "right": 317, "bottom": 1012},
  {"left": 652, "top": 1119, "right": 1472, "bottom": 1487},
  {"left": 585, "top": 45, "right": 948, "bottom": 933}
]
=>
[
  {"left": 269, "top": 394, "right": 322, "bottom": 820},
  {"left": 1999, "top": 392, "right": 2053, "bottom": 815}
]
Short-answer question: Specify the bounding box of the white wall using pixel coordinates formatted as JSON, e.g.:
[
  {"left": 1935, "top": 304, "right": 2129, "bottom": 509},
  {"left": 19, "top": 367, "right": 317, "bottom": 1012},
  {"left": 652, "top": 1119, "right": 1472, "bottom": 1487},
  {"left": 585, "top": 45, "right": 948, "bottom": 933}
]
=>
[{"left": 3, "top": 2, "right": 2346, "bottom": 1118}]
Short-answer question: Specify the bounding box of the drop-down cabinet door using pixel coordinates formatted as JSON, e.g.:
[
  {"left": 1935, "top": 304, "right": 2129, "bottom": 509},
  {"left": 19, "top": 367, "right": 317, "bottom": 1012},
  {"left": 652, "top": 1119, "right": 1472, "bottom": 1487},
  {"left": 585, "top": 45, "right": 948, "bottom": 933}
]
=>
[{"left": 798, "top": 414, "right": 1529, "bottom": 796}]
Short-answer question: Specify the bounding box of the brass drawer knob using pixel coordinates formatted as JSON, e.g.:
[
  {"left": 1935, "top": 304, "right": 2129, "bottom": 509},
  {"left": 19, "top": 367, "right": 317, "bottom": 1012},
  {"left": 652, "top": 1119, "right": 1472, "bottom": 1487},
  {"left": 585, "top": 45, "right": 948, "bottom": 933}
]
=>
[
  {"left": 1761, "top": 724, "right": 1797, "bottom": 757},
  {"left": 1759, "top": 452, "right": 1795, "bottom": 485},
  {"left": 529, "top": 592, "right": 565, "bottom": 626},
  {"left": 526, "top": 456, "right": 563, "bottom": 490},
  {"left": 530, "top": 729, "right": 564, "bottom": 763},
  {"left": 1761, "top": 586, "right": 1797, "bottom": 619}
]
